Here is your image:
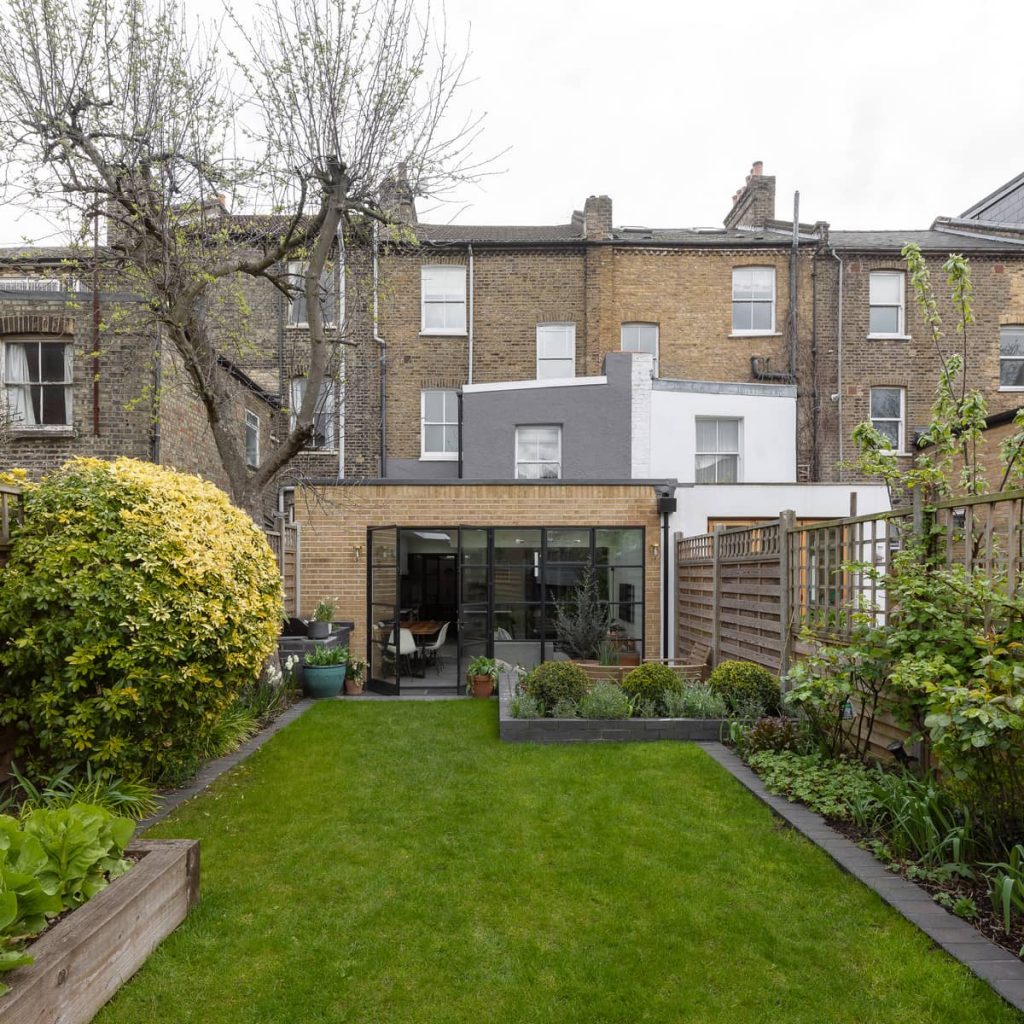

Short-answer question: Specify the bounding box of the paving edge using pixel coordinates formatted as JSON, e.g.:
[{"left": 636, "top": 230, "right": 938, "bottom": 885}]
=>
[
  {"left": 137, "top": 698, "right": 317, "bottom": 833},
  {"left": 698, "top": 742, "right": 1024, "bottom": 1013}
]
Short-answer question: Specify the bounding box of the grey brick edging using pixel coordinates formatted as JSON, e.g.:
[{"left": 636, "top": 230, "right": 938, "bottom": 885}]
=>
[
  {"left": 700, "top": 742, "right": 1024, "bottom": 1013},
  {"left": 137, "top": 698, "right": 316, "bottom": 832}
]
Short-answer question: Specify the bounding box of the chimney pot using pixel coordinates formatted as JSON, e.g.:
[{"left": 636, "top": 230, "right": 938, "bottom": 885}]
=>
[{"left": 752, "top": 161, "right": 763, "bottom": 176}]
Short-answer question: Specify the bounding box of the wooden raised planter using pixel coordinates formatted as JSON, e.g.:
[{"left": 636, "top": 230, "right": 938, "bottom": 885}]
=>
[{"left": 2, "top": 838, "right": 200, "bottom": 1024}]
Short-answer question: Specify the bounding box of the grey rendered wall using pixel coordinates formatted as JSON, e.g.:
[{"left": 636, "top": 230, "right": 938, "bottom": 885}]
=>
[
  {"left": 461, "top": 352, "right": 633, "bottom": 480},
  {"left": 385, "top": 458, "right": 460, "bottom": 480}
]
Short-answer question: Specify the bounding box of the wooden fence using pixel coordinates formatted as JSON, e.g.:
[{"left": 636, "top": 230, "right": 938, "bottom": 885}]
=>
[
  {"left": 677, "top": 487, "right": 1024, "bottom": 672},
  {"left": 265, "top": 516, "right": 301, "bottom": 617}
]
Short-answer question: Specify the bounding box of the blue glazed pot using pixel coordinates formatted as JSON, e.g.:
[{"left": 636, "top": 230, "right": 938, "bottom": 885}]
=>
[{"left": 303, "top": 663, "right": 347, "bottom": 698}]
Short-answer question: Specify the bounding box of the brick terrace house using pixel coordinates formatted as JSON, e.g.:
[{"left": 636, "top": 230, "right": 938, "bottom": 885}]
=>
[{"left": 6, "top": 164, "right": 1024, "bottom": 691}]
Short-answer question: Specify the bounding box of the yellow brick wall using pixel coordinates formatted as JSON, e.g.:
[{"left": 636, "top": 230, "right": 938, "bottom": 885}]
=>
[{"left": 294, "top": 482, "right": 664, "bottom": 660}]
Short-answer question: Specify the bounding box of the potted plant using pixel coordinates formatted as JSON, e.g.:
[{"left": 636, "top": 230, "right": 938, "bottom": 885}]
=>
[
  {"left": 466, "top": 655, "right": 499, "bottom": 698},
  {"left": 344, "top": 654, "right": 367, "bottom": 696},
  {"left": 303, "top": 644, "right": 348, "bottom": 698},
  {"left": 308, "top": 600, "right": 335, "bottom": 639}
]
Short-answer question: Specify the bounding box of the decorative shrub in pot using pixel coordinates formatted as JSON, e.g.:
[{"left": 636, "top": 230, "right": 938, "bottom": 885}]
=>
[
  {"left": 466, "top": 656, "right": 499, "bottom": 698},
  {"left": 304, "top": 645, "right": 349, "bottom": 698}
]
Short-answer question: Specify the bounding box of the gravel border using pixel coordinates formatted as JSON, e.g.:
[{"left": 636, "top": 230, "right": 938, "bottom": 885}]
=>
[{"left": 700, "top": 742, "right": 1024, "bottom": 1012}]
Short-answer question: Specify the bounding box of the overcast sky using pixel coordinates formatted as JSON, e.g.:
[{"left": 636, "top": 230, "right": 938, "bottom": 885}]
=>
[{"left": 3, "top": 0, "right": 1023, "bottom": 243}]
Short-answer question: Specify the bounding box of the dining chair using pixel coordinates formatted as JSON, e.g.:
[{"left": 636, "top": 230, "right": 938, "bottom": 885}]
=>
[
  {"left": 421, "top": 621, "right": 450, "bottom": 673},
  {"left": 385, "top": 627, "right": 423, "bottom": 677}
]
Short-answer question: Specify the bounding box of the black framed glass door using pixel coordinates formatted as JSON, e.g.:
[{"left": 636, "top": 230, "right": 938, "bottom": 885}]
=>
[
  {"left": 368, "top": 525, "right": 400, "bottom": 694},
  {"left": 458, "top": 527, "right": 489, "bottom": 695}
]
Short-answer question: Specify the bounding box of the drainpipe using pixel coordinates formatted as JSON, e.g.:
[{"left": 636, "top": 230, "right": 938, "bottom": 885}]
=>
[
  {"left": 373, "top": 222, "right": 386, "bottom": 477},
  {"left": 467, "top": 244, "right": 474, "bottom": 384},
  {"left": 457, "top": 390, "right": 464, "bottom": 479},
  {"left": 657, "top": 490, "right": 677, "bottom": 659},
  {"left": 810, "top": 246, "right": 819, "bottom": 480},
  {"left": 92, "top": 199, "right": 100, "bottom": 436},
  {"left": 788, "top": 191, "right": 799, "bottom": 380},
  {"left": 337, "top": 222, "right": 346, "bottom": 480},
  {"left": 830, "top": 246, "right": 845, "bottom": 479},
  {"left": 150, "top": 323, "right": 162, "bottom": 463}
]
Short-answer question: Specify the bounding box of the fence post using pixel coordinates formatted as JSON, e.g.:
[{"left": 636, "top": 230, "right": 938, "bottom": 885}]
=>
[
  {"left": 778, "top": 509, "right": 796, "bottom": 679},
  {"left": 710, "top": 526, "right": 724, "bottom": 667}
]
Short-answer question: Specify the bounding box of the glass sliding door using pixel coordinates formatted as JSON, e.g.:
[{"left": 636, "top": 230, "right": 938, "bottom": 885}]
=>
[
  {"left": 492, "top": 528, "right": 543, "bottom": 671},
  {"left": 368, "top": 526, "right": 401, "bottom": 694}
]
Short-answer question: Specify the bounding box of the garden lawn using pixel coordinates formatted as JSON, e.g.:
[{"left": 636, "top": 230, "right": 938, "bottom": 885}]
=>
[{"left": 97, "top": 702, "right": 1022, "bottom": 1024}]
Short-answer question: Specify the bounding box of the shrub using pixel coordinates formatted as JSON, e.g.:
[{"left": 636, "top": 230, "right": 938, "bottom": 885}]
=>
[
  {"left": 735, "top": 716, "right": 807, "bottom": 756},
  {"left": 663, "top": 683, "right": 727, "bottom": 719},
  {"left": 552, "top": 567, "right": 609, "bottom": 660},
  {"left": 551, "top": 697, "right": 580, "bottom": 719},
  {"left": 510, "top": 691, "right": 544, "bottom": 719},
  {"left": 522, "top": 660, "right": 590, "bottom": 715},
  {"left": 708, "top": 660, "right": 781, "bottom": 716},
  {"left": 0, "top": 458, "right": 282, "bottom": 786},
  {"left": 578, "top": 681, "right": 631, "bottom": 719},
  {"left": 7, "top": 763, "right": 159, "bottom": 820},
  {"left": 621, "top": 662, "right": 684, "bottom": 707}
]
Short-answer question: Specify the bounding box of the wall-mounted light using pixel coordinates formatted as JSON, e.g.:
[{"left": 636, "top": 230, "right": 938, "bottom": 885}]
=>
[
  {"left": 649, "top": 543, "right": 660, "bottom": 560},
  {"left": 951, "top": 507, "right": 967, "bottom": 529},
  {"left": 353, "top": 544, "right": 364, "bottom": 561}
]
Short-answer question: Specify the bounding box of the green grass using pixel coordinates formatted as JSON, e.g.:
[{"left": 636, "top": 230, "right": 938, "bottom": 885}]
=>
[{"left": 96, "top": 702, "right": 1022, "bottom": 1024}]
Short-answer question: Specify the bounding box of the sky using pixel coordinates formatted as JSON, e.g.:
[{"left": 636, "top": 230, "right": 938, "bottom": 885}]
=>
[{"left": 2, "top": 0, "right": 1024, "bottom": 243}]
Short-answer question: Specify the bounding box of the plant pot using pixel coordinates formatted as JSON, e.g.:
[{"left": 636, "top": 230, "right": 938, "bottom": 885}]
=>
[
  {"left": 308, "top": 620, "right": 331, "bottom": 639},
  {"left": 344, "top": 677, "right": 365, "bottom": 696},
  {"left": 618, "top": 652, "right": 641, "bottom": 668},
  {"left": 468, "top": 674, "right": 495, "bottom": 698},
  {"left": 304, "top": 663, "right": 346, "bottom": 698}
]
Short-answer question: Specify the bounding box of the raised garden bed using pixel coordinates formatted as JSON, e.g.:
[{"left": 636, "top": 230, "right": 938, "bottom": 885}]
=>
[
  {"left": 1, "top": 838, "right": 200, "bottom": 1024},
  {"left": 497, "top": 672, "right": 726, "bottom": 744}
]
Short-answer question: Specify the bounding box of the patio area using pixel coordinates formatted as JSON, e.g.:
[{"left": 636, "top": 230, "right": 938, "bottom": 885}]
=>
[{"left": 96, "top": 702, "right": 1021, "bottom": 1024}]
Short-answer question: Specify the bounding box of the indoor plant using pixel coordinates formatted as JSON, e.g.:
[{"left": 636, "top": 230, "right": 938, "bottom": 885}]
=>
[
  {"left": 344, "top": 654, "right": 367, "bottom": 696},
  {"left": 303, "top": 644, "right": 348, "bottom": 698},
  {"left": 308, "top": 600, "right": 335, "bottom": 640},
  {"left": 466, "top": 655, "right": 499, "bottom": 698}
]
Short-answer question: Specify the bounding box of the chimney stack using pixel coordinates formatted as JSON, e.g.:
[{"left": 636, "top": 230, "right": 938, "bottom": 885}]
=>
[
  {"left": 583, "top": 195, "right": 613, "bottom": 240},
  {"left": 724, "top": 161, "right": 776, "bottom": 229}
]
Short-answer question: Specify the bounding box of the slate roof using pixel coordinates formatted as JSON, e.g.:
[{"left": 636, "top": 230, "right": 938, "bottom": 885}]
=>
[
  {"left": 414, "top": 223, "right": 583, "bottom": 243},
  {"left": 829, "top": 229, "right": 1024, "bottom": 253}
]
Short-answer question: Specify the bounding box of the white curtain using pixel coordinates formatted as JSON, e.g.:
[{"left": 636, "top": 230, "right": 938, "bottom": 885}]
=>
[
  {"left": 63, "top": 343, "right": 73, "bottom": 423},
  {"left": 5, "top": 344, "right": 34, "bottom": 425}
]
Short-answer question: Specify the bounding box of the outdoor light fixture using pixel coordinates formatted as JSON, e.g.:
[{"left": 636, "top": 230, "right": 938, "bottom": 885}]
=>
[
  {"left": 650, "top": 543, "right": 660, "bottom": 560},
  {"left": 352, "top": 544, "right": 364, "bottom": 560},
  {"left": 886, "top": 739, "right": 918, "bottom": 767},
  {"left": 951, "top": 507, "right": 967, "bottom": 529}
]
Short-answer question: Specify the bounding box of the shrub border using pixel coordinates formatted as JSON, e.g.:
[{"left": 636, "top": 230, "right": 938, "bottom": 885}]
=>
[
  {"left": 1, "top": 838, "right": 200, "bottom": 1023},
  {"left": 497, "top": 671, "right": 725, "bottom": 743},
  {"left": 701, "top": 742, "right": 1024, "bottom": 1013}
]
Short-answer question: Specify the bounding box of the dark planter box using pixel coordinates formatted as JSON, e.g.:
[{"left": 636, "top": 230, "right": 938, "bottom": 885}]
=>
[
  {"left": 278, "top": 623, "right": 352, "bottom": 690},
  {"left": 1, "top": 838, "right": 200, "bottom": 1023},
  {"left": 498, "top": 672, "right": 726, "bottom": 744}
]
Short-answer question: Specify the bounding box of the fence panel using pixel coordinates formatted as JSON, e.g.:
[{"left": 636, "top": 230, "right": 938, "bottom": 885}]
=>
[
  {"left": 0, "top": 485, "right": 24, "bottom": 570},
  {"left": 265, "top": 518, "right": 301, "bottom": 617}
]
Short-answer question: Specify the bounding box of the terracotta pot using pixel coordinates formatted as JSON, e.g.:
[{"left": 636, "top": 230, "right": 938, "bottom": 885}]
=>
[
  {"left": 618, "top": 651, "right": 641, "bottom": 668},
  {"left": 344, "top": 678, "right": 365, "bottom": 696},
  {"left": 468, "top": 675, "right": 495, "bottom": 698}
]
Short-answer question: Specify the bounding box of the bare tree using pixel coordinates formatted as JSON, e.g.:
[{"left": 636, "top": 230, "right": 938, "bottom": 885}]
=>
[{"left": 0, "top": 0, "right": 485, "bottom": 513}]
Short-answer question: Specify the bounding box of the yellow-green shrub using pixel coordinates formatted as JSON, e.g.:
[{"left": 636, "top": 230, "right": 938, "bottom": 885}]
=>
[{"left": 0, "top": 458, "right": 282, "bottom": 784}]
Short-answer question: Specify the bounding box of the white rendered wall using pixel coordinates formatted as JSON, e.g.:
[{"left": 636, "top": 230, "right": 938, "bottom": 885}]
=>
[{"left": 648, "top": 387, "right": 797, "bottom": 484}]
